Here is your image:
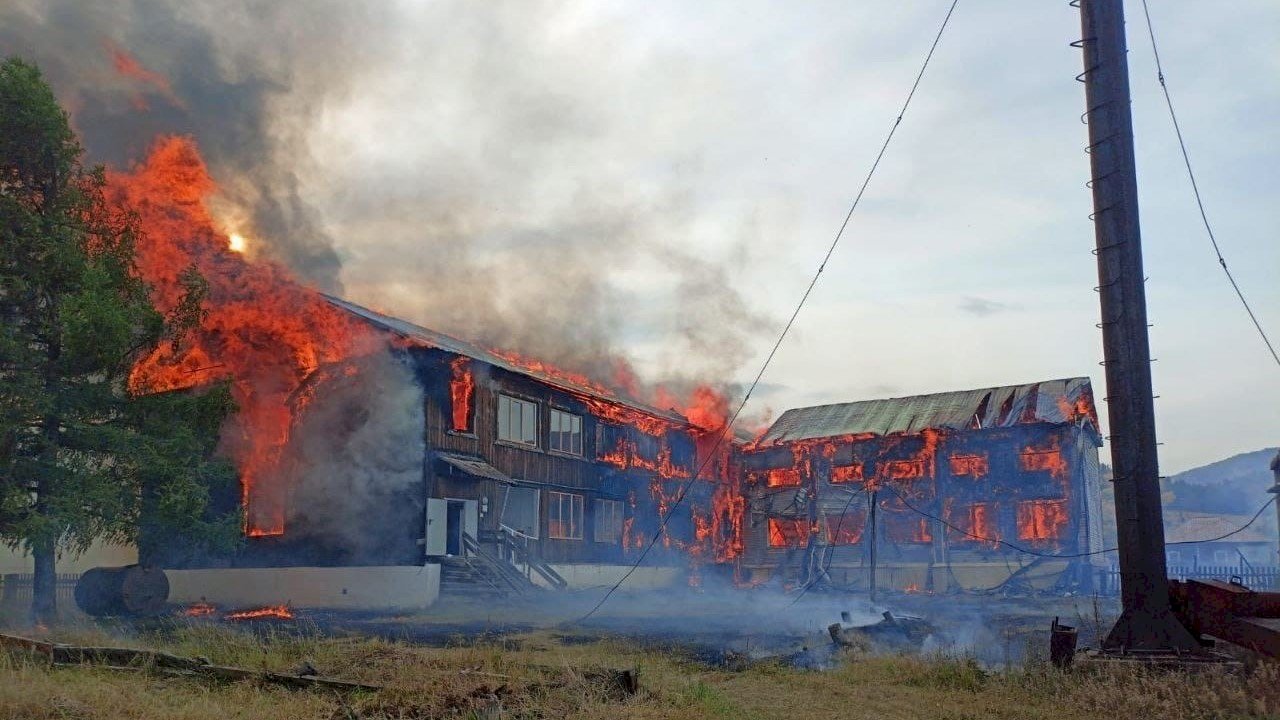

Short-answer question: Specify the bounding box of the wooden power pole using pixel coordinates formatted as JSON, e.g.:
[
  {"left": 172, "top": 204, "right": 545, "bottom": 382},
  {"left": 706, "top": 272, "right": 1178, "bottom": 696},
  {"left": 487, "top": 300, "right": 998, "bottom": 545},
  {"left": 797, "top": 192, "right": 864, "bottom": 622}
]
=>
[{"left": 1075, "top": 0, "right": 1199, "bottom": 651}]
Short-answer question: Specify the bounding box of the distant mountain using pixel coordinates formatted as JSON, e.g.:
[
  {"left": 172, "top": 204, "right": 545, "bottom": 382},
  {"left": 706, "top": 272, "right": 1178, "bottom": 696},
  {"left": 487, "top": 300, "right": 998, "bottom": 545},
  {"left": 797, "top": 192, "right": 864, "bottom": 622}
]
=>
[{"left": 1163, "top": 448, "right": 1279, "bottom": 516}]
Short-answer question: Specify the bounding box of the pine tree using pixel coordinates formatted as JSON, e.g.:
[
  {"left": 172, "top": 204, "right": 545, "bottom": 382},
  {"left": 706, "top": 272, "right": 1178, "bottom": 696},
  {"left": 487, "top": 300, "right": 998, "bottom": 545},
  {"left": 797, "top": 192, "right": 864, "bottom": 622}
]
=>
[{"left": 0, "top": 58, "right": 238, "bottom": 624}]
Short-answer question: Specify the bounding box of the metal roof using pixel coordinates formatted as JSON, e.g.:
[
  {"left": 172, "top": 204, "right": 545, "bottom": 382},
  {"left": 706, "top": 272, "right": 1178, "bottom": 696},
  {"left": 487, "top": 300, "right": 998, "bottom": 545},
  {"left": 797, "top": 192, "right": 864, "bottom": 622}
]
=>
[
  {"left": 437, "top": 453, "right": 513, "bottom": 483},
  {"left": 757, "top": 377, "right": 1098, "bottom": 445},
  {"left": 1164, "top": 511, "right": 1273, "bottom": 544},
  {"left": 324, "top": 295, "right": 690, "bottom": 425}
]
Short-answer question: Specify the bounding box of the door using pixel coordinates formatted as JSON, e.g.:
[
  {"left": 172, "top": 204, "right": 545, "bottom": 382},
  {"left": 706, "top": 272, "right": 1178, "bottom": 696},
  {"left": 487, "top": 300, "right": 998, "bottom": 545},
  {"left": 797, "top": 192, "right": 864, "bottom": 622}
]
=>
[
  {"left": 442, "top": 498, "right": 480, "bottom": 556},
  {"left": 425, "top": 498, "right": 448, "bottom": 557}
]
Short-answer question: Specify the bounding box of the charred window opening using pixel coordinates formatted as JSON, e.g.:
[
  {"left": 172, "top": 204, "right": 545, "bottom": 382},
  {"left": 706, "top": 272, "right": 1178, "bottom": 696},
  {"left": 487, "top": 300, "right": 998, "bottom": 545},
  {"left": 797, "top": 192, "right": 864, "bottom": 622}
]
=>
[
  {"left": 767, "top": 517, "right": 808, "bottom": 548},
  {"left": 948, "top": 453, "right": 988, "bottom": 478},
  {"left": 547, "top": 491, "right": 584, "bottom": 540},
  {"left": 497, "top": 394, "right": 539, "bottom": 447},
  {"left": 883, "top": 510, "right": 933, "bottom": 544},
  {"left": 831, "top": 463, "right": 864, "bottom": 483},
  {"left": 882, "top": 459, "right": 925, "bottom": 480},
  {"left": 1016, "top": 498, "right": 1068, "bottom": 541},
  {"left": 1019, "top": 446, "right": 1067, "bottom": 479},
  {"left": 549, "top": 408, "right": 583, "bottom": 455},
  {"left": 594, "top": 498, "right": 624, "bottom": 543},
  {"left": 823, "top": 511, "right": 866, "bottom": 544},
  {"left": 766, "top": 468, "right": 802, "bottom": 487},
  {"left": 947, "top": 502, "right": 999, "bottom": 545},
  {"left": 448, "top": 357, "right": 475, "bottom": 433}
]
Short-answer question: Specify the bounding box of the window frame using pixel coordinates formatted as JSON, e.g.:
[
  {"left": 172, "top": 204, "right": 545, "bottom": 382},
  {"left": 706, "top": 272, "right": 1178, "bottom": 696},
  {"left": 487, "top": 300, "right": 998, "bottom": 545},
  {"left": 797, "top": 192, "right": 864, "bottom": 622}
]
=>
[
  {"left": 497, "top": 393, "right": 540, "bottom": 448},
  {"left": 547, "top": 491, "right": 584, "bottom": 540},
  {"left": 548, "top": 407, "right": 584, "bottom": 456},
  {"left": 594, "top": 498, "right": 624, "bottom": 544}
]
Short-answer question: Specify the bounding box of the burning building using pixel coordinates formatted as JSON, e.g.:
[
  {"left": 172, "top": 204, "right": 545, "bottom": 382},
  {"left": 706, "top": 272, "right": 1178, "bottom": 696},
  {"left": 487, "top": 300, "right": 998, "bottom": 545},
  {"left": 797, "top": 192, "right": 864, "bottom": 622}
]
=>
[
  {"left": 733, "top": 378, "right": 1105, "bottom": 593},
  {"left": 145, "top": 294, "right": 733, "bottom": 609}
]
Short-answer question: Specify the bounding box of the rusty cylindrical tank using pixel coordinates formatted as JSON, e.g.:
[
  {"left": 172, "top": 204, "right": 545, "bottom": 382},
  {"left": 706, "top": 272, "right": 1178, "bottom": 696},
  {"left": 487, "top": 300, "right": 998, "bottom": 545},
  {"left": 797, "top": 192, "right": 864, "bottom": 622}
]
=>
[{"left": 74, "top": 565, "right": 169, "bottom": 616}]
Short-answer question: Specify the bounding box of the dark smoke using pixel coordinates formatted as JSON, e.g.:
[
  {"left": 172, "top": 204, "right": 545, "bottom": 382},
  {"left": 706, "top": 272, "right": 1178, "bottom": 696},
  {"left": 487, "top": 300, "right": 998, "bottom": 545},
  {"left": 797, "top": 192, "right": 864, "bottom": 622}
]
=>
[
  {"left": 0, "top": 0, "right": 770, "bottom": 391},
  {"left": 0, "top": 0, "right": 377, "bottom": 291}
]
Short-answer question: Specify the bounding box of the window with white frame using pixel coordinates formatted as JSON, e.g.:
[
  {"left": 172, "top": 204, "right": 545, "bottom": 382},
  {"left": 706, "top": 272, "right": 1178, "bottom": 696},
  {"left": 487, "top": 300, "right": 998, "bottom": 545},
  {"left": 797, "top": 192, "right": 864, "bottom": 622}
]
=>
[
  {"left": 549, "top": 408, "right": 583, "bottom": 455},
  {"left": 497, "top": 394, "right": 539, "bottom": 447},
  {"left": 594, "top": 498, "right": 624, "bottom": 544},
  {"left": 547, "top": 491, "right": 584, "bottom": 540}
]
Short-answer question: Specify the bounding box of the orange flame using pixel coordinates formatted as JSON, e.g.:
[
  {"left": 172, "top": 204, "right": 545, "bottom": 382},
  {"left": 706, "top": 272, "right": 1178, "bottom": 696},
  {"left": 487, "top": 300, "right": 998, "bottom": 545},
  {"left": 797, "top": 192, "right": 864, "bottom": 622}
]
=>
[
  {"left": 181, "top": 602, "right": 217, "bottom": 617},
  {"left": 449, "top": 357, "right": 475, "bottom": 433},
  {"left": 109, "top": 137, "right": 380, "bottom": 536},
  {"left": 225, "top": 604, "right": 294, "bottom": 621}
]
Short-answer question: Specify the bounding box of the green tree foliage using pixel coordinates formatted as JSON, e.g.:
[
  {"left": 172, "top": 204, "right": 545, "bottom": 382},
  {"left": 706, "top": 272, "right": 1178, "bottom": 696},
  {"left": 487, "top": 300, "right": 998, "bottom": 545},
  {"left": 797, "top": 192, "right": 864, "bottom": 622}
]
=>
[{"left": 0, "top": 58, "right": 239, "bottom": 624}]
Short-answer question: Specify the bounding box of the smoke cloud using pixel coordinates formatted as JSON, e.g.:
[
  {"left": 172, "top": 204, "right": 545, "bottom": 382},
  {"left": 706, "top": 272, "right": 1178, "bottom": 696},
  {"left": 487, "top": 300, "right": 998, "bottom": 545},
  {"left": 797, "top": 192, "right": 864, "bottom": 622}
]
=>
[
  {"left": 281, "top": 351, "right": 425, "bottom": 563},
  {"left": 0, "top": 0, "right": 770, "bottom": 391}
]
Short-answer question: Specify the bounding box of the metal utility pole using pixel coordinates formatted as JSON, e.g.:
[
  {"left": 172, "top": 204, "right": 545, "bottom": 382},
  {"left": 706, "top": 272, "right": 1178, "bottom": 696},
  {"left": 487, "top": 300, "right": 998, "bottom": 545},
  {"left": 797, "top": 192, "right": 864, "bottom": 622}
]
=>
[{"left": 1075, "top": 0, "right": 1198, "bottom": 651}]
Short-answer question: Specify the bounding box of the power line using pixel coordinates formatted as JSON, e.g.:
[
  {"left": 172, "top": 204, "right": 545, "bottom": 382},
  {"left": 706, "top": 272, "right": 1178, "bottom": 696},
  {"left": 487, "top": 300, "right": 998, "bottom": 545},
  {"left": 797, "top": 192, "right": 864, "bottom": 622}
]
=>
[
  {"left": 576, "top": 0, "right": 964, "bottom": 623},
  {"left": 1137, "top": 0, "right": 1280, "bottom": 369}
]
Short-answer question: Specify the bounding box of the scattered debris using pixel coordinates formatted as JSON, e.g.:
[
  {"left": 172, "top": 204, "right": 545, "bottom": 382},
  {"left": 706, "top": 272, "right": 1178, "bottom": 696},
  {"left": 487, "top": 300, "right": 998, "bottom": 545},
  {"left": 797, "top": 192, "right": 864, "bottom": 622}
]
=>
[
  {"left": 0, "top": 632, "right": 378, "bottom": 692},
  {"left": 828, "top": 611, "right": 935, "bottom": 654}
]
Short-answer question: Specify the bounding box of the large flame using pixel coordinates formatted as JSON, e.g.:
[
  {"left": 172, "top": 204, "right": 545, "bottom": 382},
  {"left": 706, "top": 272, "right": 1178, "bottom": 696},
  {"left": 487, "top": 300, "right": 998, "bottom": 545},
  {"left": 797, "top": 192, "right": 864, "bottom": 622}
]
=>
[{"left": 108, "top": 136, "right": 379, "bottom": 536}]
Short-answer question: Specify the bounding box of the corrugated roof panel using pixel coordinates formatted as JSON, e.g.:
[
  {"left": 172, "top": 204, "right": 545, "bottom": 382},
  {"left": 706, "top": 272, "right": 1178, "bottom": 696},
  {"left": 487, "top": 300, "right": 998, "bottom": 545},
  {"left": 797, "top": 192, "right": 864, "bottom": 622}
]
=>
[{"left": 759, "top": 377, "right": 1097, "bottom": 445}]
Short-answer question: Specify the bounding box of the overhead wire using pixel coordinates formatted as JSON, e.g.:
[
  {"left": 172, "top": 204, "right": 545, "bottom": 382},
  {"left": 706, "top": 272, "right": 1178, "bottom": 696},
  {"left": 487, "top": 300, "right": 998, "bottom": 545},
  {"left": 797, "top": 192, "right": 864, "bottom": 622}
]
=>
[
  {"left": 882, "top": 483, "right": 1276, "bottom": 559},
  {"left": 1137, "top": 0, "right": 1280, "bottom": 369},
  {"left": 575, "top": 0, "right": 964, "bottom": 623}
]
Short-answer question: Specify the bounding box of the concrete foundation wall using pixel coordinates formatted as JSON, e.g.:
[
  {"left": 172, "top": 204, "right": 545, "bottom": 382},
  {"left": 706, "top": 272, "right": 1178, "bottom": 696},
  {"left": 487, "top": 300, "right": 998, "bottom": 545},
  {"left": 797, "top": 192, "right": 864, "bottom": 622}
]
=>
[
  {"left": 533, "top": 564, "right": 686, "bottom": 590},
  {"left": 167, "top": 565, "right": 440, "bottom": 611}
]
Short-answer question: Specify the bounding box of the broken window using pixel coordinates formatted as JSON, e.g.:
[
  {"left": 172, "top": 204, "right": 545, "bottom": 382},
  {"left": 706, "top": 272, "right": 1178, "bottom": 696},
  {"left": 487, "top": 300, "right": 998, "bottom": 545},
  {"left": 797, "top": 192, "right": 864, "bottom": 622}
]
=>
[
  {"left": 831, "top": 463, "right": 864, "bottom": 483},
  {"left": 823, "top": 511, "right": 866, "bottom": 544},
  {"left": 499, "top": 485, "right": 540, "bottom": 539},
  {"left": 948, "top": 453, "right": 988, "bottom": 478},
  {"left": 882, "top": 459, "right": 925, "bottom": 480},
  {"left": 767, "top": 518, "right": 809, "bottom": 548},
  {"left": 449, "top": 357, "right": 475, "bottom": 433},
  {"left": 594, "top": 498, "right": 624, "bottom": 544},
  {"left": 549, "top": 408, "right": 583, "bottom": 455},
  {"left": 947, "top": 502, "right": 999, "bottom": 545},
  {"left": 883, "top": 512, "right": 933, "bottom": 544},
  {"left": 548, "top": 491, "right": 584, "bottom": 540},
  {"left": 766, "top": 468, "right": 802, "bottom": 487},
  {"left": 1015, "top": 499, "right": 1069, "bottom": 541},
  {"left": 498, "top": 394, "right": 539, "bottom": 447}
]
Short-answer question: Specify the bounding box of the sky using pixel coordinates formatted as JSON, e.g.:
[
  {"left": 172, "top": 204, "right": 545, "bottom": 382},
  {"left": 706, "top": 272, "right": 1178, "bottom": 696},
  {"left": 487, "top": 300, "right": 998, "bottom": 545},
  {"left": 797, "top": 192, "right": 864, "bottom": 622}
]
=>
[{"left": 3, "top": 0, "right": 1277, "bottom": 473}]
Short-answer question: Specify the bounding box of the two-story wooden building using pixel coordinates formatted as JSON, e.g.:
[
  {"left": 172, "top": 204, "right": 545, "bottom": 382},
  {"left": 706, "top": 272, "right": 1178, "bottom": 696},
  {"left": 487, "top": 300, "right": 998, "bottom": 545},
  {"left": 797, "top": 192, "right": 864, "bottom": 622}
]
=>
[
  {"left": 734, "top": 378, "right": 1105, "bottom": 593},
  {"left": 150, "top": 295, "right": 725, "bottom": 605}
]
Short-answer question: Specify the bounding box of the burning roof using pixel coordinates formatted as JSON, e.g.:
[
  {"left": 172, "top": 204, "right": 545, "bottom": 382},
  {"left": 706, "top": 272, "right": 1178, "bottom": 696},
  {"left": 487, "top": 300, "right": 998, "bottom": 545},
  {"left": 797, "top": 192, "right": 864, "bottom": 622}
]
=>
[
  {"left": 755, "top": 377, "right": 1099, "bottom": 446},
  {"left": 322, "top": 295, "right": 693, "bottom": 428}
]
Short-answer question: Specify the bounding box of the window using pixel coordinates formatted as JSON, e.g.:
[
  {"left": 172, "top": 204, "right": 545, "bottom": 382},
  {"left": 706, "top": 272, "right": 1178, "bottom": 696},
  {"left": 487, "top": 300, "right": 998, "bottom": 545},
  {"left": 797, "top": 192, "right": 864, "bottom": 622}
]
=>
[
  {"left": 1015, "top": 499, "right": 1069, "bottom": 541},
  {"left": 449, "top": 357, "right": 475, "bottom": 433},
  {"left": 594, "top": 498, "right": 624, "bottom": 543},
  {"left": 549, "top": 409, "right": 583, "bottom": 455},
  {"left": 948, "top": 453, "right": 989, "bottom": 478},
  {"left": 1212, "top": 550, "right": 1230, "bottom": 566},
  {"left": 1166, "top": 550, "right": 1181, "bottom": 567},
  {"left": 548, "top": 491, "right": 584, "bottom": 540},
  {"left": 831, "top": 463, "right": 864, "bottom": 483},
  {"left": 498, "top": 394, "right": 539, "bottom": 447},
  {"left": 499, "top": 486, "right": 540, "bottom": 539},
  {"left": 767, "top": 518, "right": 809, "bottom": 548},
  {"left": 823, "top": 511, "right": 866, "bottom": 545},
  {"left": 882, "top": 459, "right": 925, "bottom": 480},
  {"left": 766, "top": 468, "right": 802, "bottom": 487}
]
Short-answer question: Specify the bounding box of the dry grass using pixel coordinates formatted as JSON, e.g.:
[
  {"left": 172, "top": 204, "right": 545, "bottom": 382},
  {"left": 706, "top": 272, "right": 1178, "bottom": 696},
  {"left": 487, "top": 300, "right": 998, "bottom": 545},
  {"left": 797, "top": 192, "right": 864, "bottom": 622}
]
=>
[{"left": 1, "top": 621, "right": 1276, "bottom": 720}]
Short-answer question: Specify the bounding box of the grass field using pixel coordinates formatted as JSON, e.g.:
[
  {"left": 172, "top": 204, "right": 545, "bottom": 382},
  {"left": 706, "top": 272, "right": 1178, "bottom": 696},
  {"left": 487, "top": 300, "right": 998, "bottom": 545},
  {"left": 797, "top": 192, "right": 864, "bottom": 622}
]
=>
[{"left": 2, "top": 620, "right": 1277, "bottom": 720}]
